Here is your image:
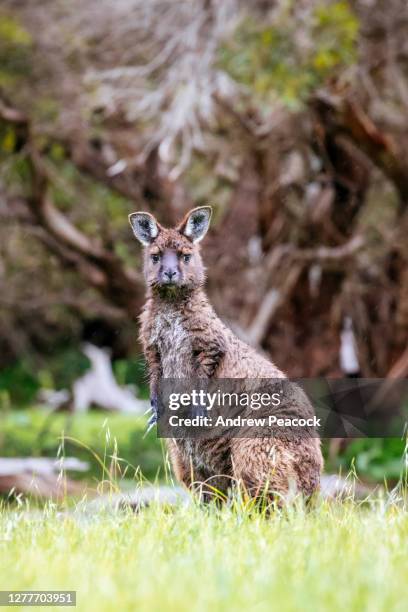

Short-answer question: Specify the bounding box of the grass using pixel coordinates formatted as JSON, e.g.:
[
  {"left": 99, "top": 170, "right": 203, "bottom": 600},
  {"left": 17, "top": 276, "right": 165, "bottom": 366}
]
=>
[
  {"left": 1, "top": 493, "right": 408, "bottom": 612},
  {"left": 0, "top": 408, "right": 162, "bottom": 482},
  {"left": 1, "top": 409, "right": 408, "bottom": 611},
  {"left": 1, "top": 408, "right": 407, "bottom": 485}
]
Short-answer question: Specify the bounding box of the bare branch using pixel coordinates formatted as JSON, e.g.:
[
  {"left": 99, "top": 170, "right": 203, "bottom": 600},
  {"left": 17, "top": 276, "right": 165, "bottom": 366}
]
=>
[{"left": 0, "top": 95, "right": 144, "bottom": 320}]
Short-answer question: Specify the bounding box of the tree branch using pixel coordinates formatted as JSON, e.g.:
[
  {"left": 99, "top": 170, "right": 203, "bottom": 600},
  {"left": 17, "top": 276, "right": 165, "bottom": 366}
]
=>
[
  {"left": 0, "top": 95, "right": 144, "bottom": 320},
  {"left": 313, "top": 91, "right": 408, "bottom": 207}
]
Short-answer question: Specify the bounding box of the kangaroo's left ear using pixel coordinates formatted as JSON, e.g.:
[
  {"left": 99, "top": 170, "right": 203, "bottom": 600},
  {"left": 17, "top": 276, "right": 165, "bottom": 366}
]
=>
[{"left": 179, "top": 206, "right": 212, "bottom": 243}]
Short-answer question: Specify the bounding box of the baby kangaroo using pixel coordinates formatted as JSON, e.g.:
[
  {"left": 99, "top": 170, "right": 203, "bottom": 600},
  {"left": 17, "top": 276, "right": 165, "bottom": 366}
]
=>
[{"left": 129, "top": 207, "right": 323, "bottom": 503}]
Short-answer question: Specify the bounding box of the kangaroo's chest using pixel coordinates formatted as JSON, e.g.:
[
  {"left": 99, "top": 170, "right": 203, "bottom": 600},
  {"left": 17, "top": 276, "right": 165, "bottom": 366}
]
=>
[{"left": 150, "top": 310, "right": 194, "bottom": 378}]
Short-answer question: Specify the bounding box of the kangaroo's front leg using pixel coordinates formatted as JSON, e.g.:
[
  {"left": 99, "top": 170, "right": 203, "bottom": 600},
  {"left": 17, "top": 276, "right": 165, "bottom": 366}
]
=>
[
  {"left": 190, "top": 335, "right": 226, "bottom": 417},
  {"left": 167, "top": 440, "right": 221, "bottom": 502},
  {"left": 145, "top": 344, "right": 162, "bottom": 429}
]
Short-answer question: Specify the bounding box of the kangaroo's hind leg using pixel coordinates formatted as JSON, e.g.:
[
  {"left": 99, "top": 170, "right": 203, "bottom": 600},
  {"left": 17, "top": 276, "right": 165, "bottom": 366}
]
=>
[{"left": 231, "top": 438, "right": 322, "bottom": 504}]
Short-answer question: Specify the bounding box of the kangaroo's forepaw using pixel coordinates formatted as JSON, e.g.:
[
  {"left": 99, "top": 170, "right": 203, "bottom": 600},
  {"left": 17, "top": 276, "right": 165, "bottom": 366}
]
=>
[
  {"left": 144, "top": 396, "right": 158, "bottom": 434},
  {"left": 150, "top": 395, "right": 158, "bottom": 414}
]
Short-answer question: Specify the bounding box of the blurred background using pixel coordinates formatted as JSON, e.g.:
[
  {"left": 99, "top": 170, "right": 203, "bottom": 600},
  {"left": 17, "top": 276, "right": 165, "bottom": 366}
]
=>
[{"left": 0, "top": 0, "right": 407, "bottom": 498}]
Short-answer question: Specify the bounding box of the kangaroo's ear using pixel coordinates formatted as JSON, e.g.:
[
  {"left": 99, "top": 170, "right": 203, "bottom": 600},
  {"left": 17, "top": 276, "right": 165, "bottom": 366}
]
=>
[
  {"left": 128, "top": 212, "right": 160, "bottom": 246},
  {"left": 179, "top": 206, "right": 212, "bottom": 243}
]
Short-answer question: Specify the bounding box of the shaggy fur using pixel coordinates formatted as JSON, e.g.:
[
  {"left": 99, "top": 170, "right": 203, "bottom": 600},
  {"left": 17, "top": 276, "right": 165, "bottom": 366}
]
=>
[{"left": 129, "top": 207, "right": 323, "bottom": 502}]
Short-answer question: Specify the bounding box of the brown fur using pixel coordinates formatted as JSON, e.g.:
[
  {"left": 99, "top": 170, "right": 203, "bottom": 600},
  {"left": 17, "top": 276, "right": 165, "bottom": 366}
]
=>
[{"left": 130, "top": 207, "right": 323, "bottom": 503}]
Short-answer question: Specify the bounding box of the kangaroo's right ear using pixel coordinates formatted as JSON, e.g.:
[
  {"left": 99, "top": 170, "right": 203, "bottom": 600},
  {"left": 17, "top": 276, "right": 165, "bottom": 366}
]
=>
[{"left": 128, "top": 212, "right": 160, "bottom": 246}]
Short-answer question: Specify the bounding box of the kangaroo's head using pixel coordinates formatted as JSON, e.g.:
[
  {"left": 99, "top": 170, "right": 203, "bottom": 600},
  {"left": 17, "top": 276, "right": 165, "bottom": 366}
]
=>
[{"left": 129, "top": 206, "right": 212, "bottom": 296}]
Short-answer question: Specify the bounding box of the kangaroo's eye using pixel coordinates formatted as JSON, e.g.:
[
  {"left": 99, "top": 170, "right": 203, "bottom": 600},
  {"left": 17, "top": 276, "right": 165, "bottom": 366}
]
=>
[
  {"left": 151, "top": 254, "right": 160, "bottom": 264},
  {"left": 183, "top": 254, "right": 191, "bottom": 263}
]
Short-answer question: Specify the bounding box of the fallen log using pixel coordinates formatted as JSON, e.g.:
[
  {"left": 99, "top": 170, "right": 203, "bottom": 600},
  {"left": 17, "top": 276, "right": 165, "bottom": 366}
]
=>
[{"left": 0, "top": 457, "right": 89, "bottom": 500}]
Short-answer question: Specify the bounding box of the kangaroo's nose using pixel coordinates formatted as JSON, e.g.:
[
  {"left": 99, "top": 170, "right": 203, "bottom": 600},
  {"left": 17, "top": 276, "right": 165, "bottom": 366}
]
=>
[{"left": 164, "top": 269, "right": 177, "bottom": 281}]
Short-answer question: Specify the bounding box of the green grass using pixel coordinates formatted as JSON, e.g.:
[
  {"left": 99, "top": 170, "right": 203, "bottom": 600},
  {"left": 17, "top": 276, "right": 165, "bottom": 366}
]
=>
[
  {"left": 2, "top": 408, "right": 407, "bottom": 485},
  {"left": 0, "top": 408, "right": 162, "bottom": 482},
  {"left": 1, "top": 495, "right": 408, "bottom": 612},
  {"left": 1, "top": 408, "right": 408, "bottom": 610}
]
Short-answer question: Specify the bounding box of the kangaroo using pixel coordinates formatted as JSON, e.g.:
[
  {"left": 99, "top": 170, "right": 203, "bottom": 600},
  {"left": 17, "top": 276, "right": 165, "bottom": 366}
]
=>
[{"left": 129, "top": 206, "right": 323, "bottom": 502}]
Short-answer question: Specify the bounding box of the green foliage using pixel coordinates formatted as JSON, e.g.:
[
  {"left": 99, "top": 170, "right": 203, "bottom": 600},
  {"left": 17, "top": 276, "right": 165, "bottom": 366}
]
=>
[
  {"left": 325, "top": 438, "right": 407, "bottom": 482},
  {"left": 0, "top": 15, "right": 31, "bottom": 46},
  {"left": 0, "top": 126, "right": 16, "bottom": 153},
  {"left": 43, "top": 155, "right": 134, "bottom": 252},
  {"left": 0, "top": 350, "right": 149, "bottom": 408},
  {"left": 184, "top": 155, "right": 233, "bottom": 210},
  {"left": 32, "top": 97, "right": 60, "bottom": 124},
  {"left": 0, "top": 350, "right": 90, "bottom": 406},
  {"left": 0, "top": 12, "right": 32, "bottom": 87},
  {"left": 43, "top": 348, "right": 91, "bottom": 391},
  {"left": 0, "top": 362, "right": 39, "bottom": 406},
  {"left": 113, "top": 358, "right": 149, "bottom": 397},
  {"left": 0, "top": 409, "right": 162, "bottom": 482},
  {"left": 0, "top": 150, "right": 33, "bottom": 197},
  {"left": 220, "top": 1, "right": 358, "bottom": 109}
]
